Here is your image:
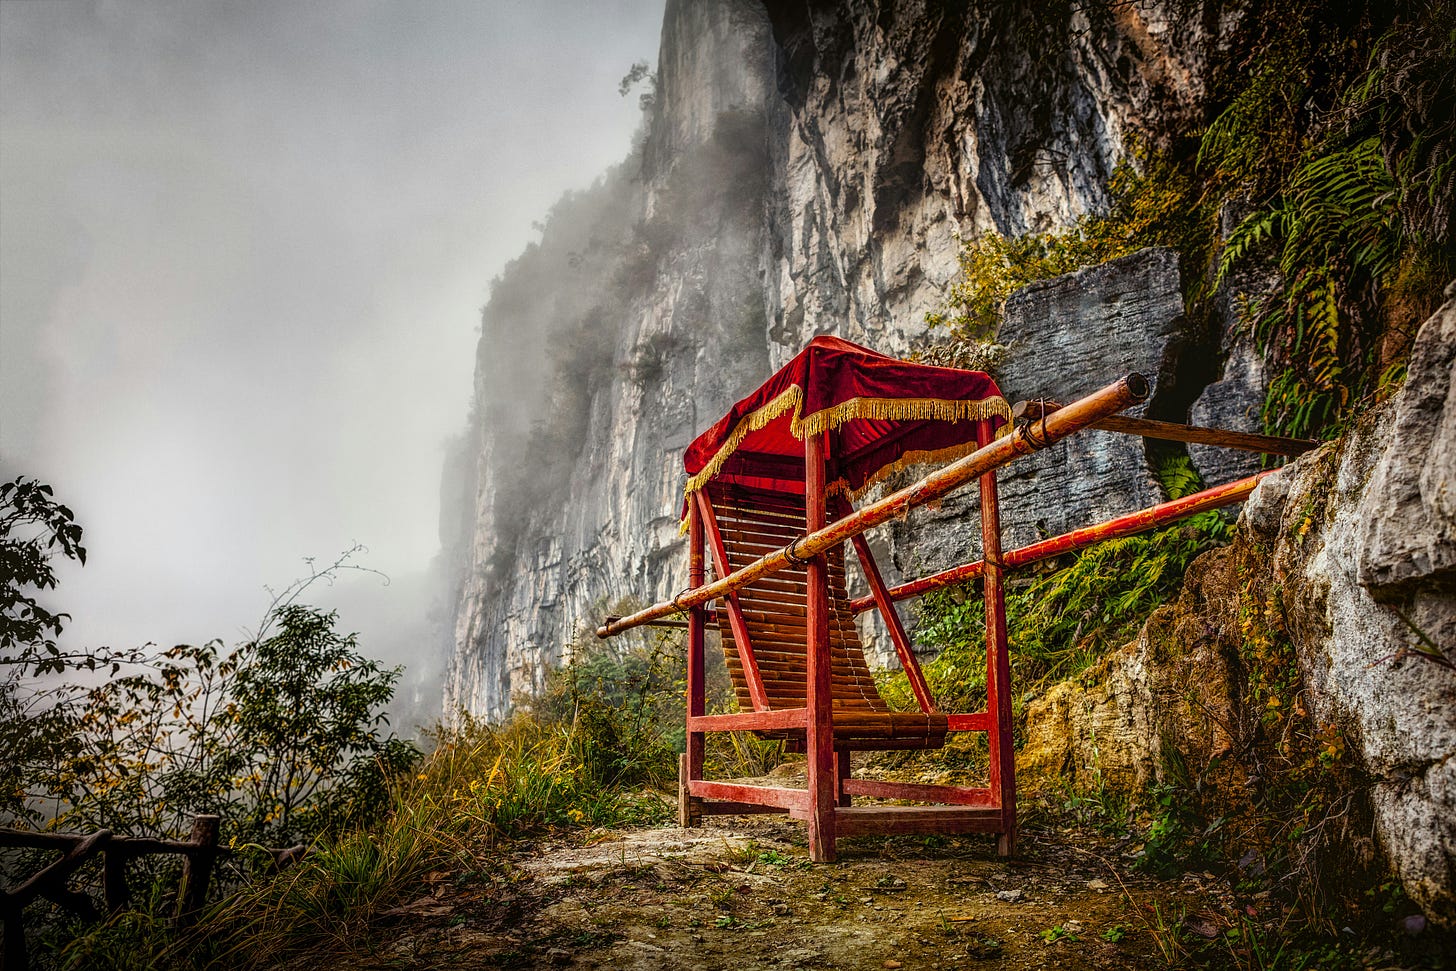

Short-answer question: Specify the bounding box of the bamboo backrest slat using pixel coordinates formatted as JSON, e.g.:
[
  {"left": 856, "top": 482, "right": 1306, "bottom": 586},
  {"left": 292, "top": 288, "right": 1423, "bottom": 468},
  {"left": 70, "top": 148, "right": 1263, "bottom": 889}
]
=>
[{"left": 706, "top": 485, "right": 887, "bottom": 714}]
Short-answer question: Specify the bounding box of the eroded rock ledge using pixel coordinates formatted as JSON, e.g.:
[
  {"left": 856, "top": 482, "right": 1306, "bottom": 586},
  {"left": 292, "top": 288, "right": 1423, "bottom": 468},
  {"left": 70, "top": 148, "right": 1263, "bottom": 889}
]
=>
[{"left": 1022, "top": 291, "right": 1456, "bottom": 924}]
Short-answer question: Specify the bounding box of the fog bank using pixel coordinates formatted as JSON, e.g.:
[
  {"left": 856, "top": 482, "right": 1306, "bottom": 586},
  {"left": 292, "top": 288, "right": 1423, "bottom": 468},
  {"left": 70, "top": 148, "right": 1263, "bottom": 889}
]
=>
[{"left": 0, "top": 0, "right": 665, "bottom": 720}]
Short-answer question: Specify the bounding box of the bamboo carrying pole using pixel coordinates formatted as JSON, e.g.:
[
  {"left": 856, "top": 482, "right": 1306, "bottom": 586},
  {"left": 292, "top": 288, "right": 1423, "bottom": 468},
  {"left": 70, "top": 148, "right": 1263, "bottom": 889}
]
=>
[
  {"left": 1012, "top": 399, "right": 1316, "bottom": 456},
  {"left": 846, "top": 470, "right": 1273, "bottom": 614},
  {"left": 596, "top": 373, "right": 1150, "bottom": 638}
]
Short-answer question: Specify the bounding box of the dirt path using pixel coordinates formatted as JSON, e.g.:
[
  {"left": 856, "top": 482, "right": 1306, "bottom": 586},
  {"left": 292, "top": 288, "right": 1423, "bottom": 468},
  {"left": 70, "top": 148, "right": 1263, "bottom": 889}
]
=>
[{"left": 359, "top": 815, "right": 1229, "bottom": 970}]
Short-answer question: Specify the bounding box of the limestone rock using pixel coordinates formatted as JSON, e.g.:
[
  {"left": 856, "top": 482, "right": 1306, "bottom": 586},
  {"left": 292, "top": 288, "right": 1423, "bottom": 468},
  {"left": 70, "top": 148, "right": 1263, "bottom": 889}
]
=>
[
  {"left": 1186, "top": 338, "right": 1267, "bottom": 485},
  {"left": 444, "top": 0, "right": 1231, "bottom": 706},
  {"left": 1019, "top": 545, "right": 1242, "bottom": 793},
  {"left": 444, "top": 0, "right": 778, "bottom": 719},
  {"left": 759, "top": 2, "right": 1211, "bottom": 364},
  {"left": 1357, "top": 293, "right": 1456, "bottom": 594},
  {"left": 1022, "top": 294, "right": 1456, "bottom": 925},
  {"left": 885, "top": 248, "right": 1187, "bottom": 587},
  {"left": 995, "top": 247, "right": 1187, "bottom": 548}
]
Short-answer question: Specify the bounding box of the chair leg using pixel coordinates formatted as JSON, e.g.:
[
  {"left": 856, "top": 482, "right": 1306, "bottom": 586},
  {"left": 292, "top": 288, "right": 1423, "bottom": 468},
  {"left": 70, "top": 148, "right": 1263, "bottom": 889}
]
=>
[
  {"left": 678, "top": 753, "right": 701, "bottom": 828},
  {"left": 682, "top": 501, "right": 706, "bottom": 830},
  {"left": 835, "top": 750, "right": 852, "bottom": 807},
  {"left": 805, "top": 431, "right": 836, "bottom": 863},
  {"left": 978, "top": 419, "right": 1017, "bottom": 862}
]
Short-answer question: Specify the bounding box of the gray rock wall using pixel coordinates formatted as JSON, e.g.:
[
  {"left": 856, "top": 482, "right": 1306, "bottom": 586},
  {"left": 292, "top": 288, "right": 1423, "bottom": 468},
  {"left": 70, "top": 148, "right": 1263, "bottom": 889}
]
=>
[
  {"left": 1022, "top": 292, "right": 1456, "bottom": 925},
  {"left": 445, "top": 0, "right": 777, "bottom": 718},
  {"left": 444, "top": 0, "right": 1231, "bottom": 713},
  {"left": 757, "top": 0, "right": 1212, "bottom": 367},
  {"left": 881, "top": 247, "right": 1191, "bottom": 602}
]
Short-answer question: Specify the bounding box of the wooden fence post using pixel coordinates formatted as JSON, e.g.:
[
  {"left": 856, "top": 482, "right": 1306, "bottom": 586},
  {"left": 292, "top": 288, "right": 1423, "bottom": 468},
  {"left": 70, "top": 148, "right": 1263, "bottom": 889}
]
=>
[
  {"left": 176, "top": 815, "right": 219, "bottom": 925},
  {"left": 2, "top": 890, "right": 27, "bottom": 971},
  {"left": 103, "top": 846, "right": 130, "bottom": 914}
]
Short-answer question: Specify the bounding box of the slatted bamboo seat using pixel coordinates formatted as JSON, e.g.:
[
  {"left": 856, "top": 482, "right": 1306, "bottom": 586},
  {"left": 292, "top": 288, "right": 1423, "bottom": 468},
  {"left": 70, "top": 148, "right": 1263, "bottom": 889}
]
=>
[{"left": 705, "top": 483, "right": 948, "bottom": 751}]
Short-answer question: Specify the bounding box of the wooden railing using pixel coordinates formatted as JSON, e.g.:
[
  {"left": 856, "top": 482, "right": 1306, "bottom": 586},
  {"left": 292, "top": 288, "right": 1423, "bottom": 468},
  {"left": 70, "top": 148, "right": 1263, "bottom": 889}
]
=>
[{"left": 0, "top": 817, "right": 305, "bottom": 970}]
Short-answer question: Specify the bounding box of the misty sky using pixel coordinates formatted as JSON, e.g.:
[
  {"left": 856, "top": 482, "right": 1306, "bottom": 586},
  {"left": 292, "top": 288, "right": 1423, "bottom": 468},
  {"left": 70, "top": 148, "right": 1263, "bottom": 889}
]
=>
[{"left": 1, "top": 0, "right": 665, "bottom": 656}]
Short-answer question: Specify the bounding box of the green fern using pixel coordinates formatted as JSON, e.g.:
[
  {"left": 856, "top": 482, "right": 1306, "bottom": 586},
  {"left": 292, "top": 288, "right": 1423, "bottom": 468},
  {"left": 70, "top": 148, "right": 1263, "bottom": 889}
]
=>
[
  {"left": 1219, "top": 137, "right": 1404, "bottom": 438},
  {"left": 1209, "top": 0, "right": 1456, "bottom": 440}
]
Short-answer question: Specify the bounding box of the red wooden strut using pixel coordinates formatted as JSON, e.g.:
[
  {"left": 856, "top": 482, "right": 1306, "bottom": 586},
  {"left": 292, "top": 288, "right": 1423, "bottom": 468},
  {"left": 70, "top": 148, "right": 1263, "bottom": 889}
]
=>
[
  {"left": 833, "top": 494, "right": 935, "bottom": 714},
  {"left": 977, "top": 419, "right": 1016, "bottom": 857},
  {"left": 848, "top": 471, "right": 1272, "bottom": 614},
  {"left": 803, "top": 431, "right": 836, "bottom": 862},
  {"left": 696, "top": 491, "right": 771, "bottom": 711}
]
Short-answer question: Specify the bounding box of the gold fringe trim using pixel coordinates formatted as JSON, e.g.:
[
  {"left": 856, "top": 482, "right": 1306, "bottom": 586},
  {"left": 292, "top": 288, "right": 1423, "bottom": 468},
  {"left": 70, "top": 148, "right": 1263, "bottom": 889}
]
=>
[
  {"left": 683, "top": 387, "right": 1012, "bottom": 499},
  {"left": 832, "top": 438, "right": 989, "bottom": 500},
  {"left": 683, "top": 385, "right": 805, "bottom": 497}
]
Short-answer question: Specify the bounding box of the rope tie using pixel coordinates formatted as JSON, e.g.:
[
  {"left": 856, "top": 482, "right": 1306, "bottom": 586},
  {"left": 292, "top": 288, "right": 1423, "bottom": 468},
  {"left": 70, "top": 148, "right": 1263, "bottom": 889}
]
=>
[
  {"left": 1016, "top": 397, "right": 1054, "bottom": 449},
  {"left": 672, "top": 587, "right": 696, "bottom": 611},
  {"left": 783, "top": 537, "right": 812, "bottom": 567}
]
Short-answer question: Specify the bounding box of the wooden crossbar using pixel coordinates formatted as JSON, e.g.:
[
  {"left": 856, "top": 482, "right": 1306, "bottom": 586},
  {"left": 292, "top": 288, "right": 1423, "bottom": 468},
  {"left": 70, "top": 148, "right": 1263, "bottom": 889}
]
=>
[{"left": 1012, "top": 398, "right": 1317, "bottom": 455}]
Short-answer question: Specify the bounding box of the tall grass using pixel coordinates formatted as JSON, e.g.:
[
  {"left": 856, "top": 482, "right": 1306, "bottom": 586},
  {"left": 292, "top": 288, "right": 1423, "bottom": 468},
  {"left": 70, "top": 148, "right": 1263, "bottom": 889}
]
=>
[
  {"left": 47, "top": 712, "right": 669, "bottom": 970},
  {"left": 53, "top": 615, "right": 789, "bottom": 969}
]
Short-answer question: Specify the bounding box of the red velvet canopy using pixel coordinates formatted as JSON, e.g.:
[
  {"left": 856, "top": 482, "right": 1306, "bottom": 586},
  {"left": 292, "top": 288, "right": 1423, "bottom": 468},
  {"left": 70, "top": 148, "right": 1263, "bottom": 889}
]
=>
[{"left": 683, "top": 335, "right": 1009, "bottom": 502}]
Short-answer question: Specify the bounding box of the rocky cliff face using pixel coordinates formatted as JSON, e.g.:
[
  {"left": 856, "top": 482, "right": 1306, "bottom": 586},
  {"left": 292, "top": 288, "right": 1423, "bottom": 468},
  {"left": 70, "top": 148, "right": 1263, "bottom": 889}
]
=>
[
  {"left": 444, "top": 0, "right": 1243, "bottom": 718},
  {"left": 1021, "top": 291, "right": 1456, "bottom": 924},
  {"left": 444, "top": 0, "right": 778, "bottom": 717},
  {"left": 757, "top": 0, "right": 1212, "bottom": 363},
  {"left": 439, "top": 0, "right": 1456, "bottom": 926}
]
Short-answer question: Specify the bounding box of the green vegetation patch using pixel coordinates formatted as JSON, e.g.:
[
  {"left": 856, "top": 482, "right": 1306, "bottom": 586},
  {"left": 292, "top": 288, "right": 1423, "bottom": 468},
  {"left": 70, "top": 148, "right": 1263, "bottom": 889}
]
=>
[{"left": 879, "top": 457, "right": 1229, "bottom": 715}]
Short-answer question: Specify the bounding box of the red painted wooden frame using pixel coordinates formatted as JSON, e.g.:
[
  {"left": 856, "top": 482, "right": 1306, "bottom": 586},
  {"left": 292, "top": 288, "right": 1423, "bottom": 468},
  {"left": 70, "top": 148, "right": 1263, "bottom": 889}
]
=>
[
  {"left": 655, "top": 372, "right": 1292, "bottom": 863},
  {"left": 676, "top": 420, "right": 1018, "bottom": 862},
  {"left": 660, "top": 374, "right": 1163, "bottom": 861}
]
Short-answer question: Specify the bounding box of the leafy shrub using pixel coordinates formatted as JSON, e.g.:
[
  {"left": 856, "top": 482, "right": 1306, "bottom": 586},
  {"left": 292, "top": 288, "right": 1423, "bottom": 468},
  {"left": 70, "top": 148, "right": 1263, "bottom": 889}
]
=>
[
  {"left": 529, "top": 604, "right": 787, "bottom": 782},
  {"left": 0, "top": 477, "right": 86, "bottom": 663},
  {"left": 527, "top": 608, "right": 693, "bottom": 788},
  {"left": 45, "top": 707, "right": 671, "bottom": 969},
  {"left": 25, "top": 604, "right": 418, "bottom": 848},
  {"left": 0, "top": 476, "right": 121, "bottom": 825},
  {"left": 880, "top": 459, "right": 1229, "bottom": 711},
  {"left": 1, "top": 477, "right": 418, "bottom": 846}
]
